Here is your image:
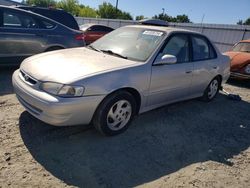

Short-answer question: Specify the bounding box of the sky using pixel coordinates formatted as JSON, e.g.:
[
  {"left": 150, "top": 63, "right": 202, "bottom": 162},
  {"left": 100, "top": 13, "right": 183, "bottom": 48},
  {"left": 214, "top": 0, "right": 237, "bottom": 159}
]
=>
[
  {"left": 16, "top": 0, "right": 250, "bottom": 24},
  {"left": 78, "top": 0, "right": 250, "bottom": 24}
]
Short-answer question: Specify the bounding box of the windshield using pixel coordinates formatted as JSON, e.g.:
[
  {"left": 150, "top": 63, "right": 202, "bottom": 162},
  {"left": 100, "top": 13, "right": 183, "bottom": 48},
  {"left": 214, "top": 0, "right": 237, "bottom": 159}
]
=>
[
  {"left": 90, "top": 27, "right": 165, "bottom": 61},
  {"left": 232, "top": 42, "right": 250, "bottom": 53}
]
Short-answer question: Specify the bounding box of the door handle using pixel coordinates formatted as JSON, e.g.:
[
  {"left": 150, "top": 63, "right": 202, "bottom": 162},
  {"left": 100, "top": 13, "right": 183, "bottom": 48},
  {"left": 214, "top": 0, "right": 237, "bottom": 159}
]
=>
[
  {"left": 213, "top": 66, "right": 218, "bottom": 69},
  {"left": 185, "top": 70, "right": 192, "bottom": 74}
]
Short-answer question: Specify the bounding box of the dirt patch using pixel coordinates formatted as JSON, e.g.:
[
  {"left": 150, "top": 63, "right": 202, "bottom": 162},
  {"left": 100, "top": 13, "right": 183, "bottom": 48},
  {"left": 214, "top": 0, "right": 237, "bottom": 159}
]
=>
[{"left": 0, "top": 69, "right": 250, "bottom": 188}]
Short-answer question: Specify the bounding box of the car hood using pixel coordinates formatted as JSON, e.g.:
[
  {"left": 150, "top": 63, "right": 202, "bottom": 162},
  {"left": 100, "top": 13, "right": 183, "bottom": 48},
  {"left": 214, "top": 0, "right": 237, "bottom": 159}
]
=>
[
  {"left": 224, "top": 51, "right": 250, "bottom": 70},
  {"left": 21, "top": 47, "right": 139, "bottom": 84}
]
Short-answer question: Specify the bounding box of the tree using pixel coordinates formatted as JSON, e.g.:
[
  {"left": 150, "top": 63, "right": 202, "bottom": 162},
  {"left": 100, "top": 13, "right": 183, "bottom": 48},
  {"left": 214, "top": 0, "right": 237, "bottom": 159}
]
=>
[
  {"left": 153, "top": 13, "right": 191, "bottom": 23},
  {"left": 56, "top": 0, "right": 79, "bottom": 16},
  {"left": 97, "top": 2, "right": 117, "bottom": 19},
  {"left": 153, "top": 13, "right": 172, "bottom": 22},
  {"left": 175, "top": 14, "right": 190, "bottom": 23},
  {"left": 237, "top": 20, "right": 243, "bottom": 25},
  {"left": 98, "top": 2, "right": 132, "bottom": 20},
  {"left": 25, "top": 0, "right": 56, "bottom": 7},
  {"left": 135, "top": 15, "right": 145, "bottom": 21},
  {"left": 237, "top": 18, "right": 250, "bottom": 25},
  {"left": 78, "top": 5, "right": 98, "bottom": 18},
  {"left": 244, "top": 18, "right": 250, "bottom": 25},
  {"left": 118, "top": 11, "right": 133, "bottom": 20}
]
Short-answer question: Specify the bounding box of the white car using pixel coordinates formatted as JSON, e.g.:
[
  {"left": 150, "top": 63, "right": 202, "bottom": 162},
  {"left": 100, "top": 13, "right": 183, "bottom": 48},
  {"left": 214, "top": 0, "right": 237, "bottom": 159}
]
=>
[{"left": 12, "top": 25, "right": 230, "bottom": 136}]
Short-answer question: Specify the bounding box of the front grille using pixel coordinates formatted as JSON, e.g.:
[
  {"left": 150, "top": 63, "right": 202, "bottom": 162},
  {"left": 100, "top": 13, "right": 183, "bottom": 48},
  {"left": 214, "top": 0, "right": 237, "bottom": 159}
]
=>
[{"left": 20, "top": 70, "right": 37, "bottom": 85}]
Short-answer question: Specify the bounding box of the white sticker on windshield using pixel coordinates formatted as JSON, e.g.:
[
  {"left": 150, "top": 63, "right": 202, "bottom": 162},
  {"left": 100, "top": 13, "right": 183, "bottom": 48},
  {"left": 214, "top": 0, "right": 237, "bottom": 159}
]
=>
[{"left": 143, "top": 30, "right": 163, "bottom": 36}]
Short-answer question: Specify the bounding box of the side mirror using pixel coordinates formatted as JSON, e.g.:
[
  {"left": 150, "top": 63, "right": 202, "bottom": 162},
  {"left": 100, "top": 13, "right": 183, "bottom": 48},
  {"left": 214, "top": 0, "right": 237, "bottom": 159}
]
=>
[{"left": 154, "top": 54, "right": 177, "bottom": 65}]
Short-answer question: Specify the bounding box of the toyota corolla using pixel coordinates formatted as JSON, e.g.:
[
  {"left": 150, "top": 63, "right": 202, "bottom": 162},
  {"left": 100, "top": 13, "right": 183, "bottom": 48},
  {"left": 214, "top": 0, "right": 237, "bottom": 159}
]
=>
[{"left": 12, "top": 25, "right": 230, "bottom": 136}]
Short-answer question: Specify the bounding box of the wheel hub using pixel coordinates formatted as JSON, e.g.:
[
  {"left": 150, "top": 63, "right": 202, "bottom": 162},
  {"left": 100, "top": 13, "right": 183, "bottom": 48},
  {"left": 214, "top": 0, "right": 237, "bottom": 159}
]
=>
[
  {"left": 107, "top": 100, "right": 132, "bottom": 131},
  {"left": 208, "top": 79, "right": 219, "bottom": 99}
]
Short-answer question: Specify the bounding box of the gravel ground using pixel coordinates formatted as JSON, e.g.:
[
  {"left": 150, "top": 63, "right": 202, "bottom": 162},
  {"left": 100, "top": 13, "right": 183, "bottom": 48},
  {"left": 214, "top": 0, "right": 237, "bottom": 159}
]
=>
[{"left": 0, "top": 68, "right": 250, "bottom": 188}]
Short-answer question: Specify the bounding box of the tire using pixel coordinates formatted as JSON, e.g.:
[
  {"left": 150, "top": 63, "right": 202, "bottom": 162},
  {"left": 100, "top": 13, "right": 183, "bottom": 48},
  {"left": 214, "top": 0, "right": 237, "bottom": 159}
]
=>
[
  {"left": 93, "top": 91, "right": 136, "bottom": 136},
  {"left": 202, "top": 77, "right": 220, "bottom": 102}
]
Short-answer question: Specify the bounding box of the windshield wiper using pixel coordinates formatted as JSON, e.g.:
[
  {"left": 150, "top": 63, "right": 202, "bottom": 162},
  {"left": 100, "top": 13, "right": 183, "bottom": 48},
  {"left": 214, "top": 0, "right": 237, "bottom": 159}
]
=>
[
  {"left": 101, "top": 49, "right": 128, "bottom": 59},
  {"left": 87, "top": 45, "right": 102, "bottom": 53}
]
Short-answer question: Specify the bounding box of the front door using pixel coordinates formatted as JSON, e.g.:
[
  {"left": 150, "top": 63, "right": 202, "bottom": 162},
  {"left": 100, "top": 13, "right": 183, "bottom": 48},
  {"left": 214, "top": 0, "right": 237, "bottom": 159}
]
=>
[{"left": 148, "top": 34, "right": 193, "bottom": 106}]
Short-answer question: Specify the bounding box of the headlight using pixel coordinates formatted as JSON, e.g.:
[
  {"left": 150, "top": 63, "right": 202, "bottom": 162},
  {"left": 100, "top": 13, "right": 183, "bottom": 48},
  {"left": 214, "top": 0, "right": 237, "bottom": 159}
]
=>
[
  {"left": 40, "top": 82, "right": 84, "bottom": 97},
  {"left": 245, "top": 64, "right": 250, "bottom": 74}
]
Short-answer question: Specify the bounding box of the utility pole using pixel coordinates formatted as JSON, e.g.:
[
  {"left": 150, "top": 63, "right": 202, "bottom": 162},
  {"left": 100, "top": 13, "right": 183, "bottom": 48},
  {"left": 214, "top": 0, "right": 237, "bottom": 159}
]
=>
[
  {"left": 162, "top": 8, "right": 165, "bottom": 15},
  {"left": 116, "top": 0, "right": 119, "bottom": 12},
  {"left": 201, "top": 14, "right": 205, "bottom": 24}
]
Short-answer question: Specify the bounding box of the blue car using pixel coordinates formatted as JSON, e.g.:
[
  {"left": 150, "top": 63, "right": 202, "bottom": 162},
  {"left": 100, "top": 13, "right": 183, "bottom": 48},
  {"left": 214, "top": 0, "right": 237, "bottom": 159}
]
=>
[{"left": 0, "top": 5, "right": 85, "bottom": 65}]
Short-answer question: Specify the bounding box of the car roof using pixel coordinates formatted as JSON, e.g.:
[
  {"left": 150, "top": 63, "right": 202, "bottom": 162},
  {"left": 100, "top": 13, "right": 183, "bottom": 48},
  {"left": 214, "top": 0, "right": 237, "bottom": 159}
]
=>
[{"left": 125, "top": 24, "right": 201, "bottom": 34}]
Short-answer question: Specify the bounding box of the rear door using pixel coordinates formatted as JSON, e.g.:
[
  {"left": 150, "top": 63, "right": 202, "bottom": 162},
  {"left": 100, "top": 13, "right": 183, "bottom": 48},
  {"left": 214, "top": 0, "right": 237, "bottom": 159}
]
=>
[
  {"left": 0, "top": 8, "right": 46, "bottom": 64},
  {"left": 189, "top": 34, "right": 218, "bottom": 95},
  {"left": 148, "top": 33, "right": 194, "bottom": 106}
]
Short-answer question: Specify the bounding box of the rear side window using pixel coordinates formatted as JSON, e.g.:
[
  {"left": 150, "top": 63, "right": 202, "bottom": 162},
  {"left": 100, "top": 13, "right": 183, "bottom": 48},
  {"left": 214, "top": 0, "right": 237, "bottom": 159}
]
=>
[
  {"left": 90, "top": 26, "right": 102, "bottom": 32},
  {"left": 40, "top": 19, "right": 55, "bottom": 29},
  {"left": 90, "top": 25, "right": 113, "bottom": 32},
  {"left": 102, "top": 26, "right": 113, "bottom": 32},
  {"left": 192, "top": 35, "right": 217, "bottom": 61},
  {"left": 3, "top": 10, "right": 38, "bottom": 29}
]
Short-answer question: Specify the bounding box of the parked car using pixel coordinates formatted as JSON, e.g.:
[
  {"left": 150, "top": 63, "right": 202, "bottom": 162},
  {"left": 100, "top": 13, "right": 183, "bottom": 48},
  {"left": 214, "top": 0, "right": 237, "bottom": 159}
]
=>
[
  {"left": 0, "top": 5, "right": 85, "bottom": 65},
  {"left": 224, "top": 40, "right": 250, "bottom": 79},
  {"left": 16, "top": 5, "right": 80, "bottom": 30},
  {"left": 80, "top": 24, "right": 114, "bottom": 45},
  {"left": 12, "top": 25, "right": 230, "bottom": 136}
]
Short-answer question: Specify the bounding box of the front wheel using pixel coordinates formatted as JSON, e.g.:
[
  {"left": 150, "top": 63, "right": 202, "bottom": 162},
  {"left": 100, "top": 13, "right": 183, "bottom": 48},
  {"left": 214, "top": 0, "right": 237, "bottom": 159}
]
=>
[
  {"left": 93, "top": 91, "right": 136, "bottom": 136},
  {"left": 202, "top": 77, "right": 220, "bottom": 101}
]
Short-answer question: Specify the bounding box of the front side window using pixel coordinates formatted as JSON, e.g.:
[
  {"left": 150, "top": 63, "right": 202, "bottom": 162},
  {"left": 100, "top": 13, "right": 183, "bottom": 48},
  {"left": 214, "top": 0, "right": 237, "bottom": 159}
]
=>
[
  {"left": 3, "top": 10, "right": 38, "bottom": 29},
  {"left": 159, "top": 34, "right": 190, "bottom": 63},
  {"left": 91, "top": 27, "right": 165, "bottom": 61}
]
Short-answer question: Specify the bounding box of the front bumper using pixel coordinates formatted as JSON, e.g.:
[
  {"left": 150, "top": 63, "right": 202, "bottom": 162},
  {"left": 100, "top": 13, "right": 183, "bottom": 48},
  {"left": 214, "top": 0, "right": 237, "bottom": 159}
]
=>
[
  {"left": 12, "top": 70, "right": 105, "bottom": 126},
  {"left": 230, "top": 72, "right": 250, "bottom": 79}
]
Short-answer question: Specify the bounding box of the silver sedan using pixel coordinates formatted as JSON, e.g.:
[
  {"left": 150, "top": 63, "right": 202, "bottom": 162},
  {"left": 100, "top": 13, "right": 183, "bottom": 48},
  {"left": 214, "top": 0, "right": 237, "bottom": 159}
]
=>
[{"left": 12, "top": 25, "right": 230, "bottom": 136}]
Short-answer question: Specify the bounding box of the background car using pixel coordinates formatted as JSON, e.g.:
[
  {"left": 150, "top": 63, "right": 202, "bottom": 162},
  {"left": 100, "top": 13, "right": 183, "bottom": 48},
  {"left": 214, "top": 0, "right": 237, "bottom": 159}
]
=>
[
  {"left": 79, "top": 24, "right": 114, "bottom": 45},
  {"left": 224, "top": 40, "right": 250, "bottom": 79},
  {"left": 12, "top": 25, "right": 230, "bottom": 136},
  {"left": 0, "top": 5, "right": 85, "bottom": 65},
  {"left": 16, "top": 5, "right": 80, "bottom": 30}
]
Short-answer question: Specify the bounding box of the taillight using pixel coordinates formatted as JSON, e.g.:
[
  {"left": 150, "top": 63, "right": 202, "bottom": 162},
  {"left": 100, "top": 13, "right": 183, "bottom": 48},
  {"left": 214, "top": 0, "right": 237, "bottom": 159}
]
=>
[{"left": 75, "top": 33, "right": 85, "bottom": 41}]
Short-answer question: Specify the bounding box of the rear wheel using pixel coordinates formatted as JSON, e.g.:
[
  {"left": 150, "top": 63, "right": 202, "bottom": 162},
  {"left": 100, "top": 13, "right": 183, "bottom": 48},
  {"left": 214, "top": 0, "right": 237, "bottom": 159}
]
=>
[
  {"left": 202, "top": 77, "right": 220, "bottom": 101},
  {"left": 93, "top": 91, "right": 136, "bottom": 136}
]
